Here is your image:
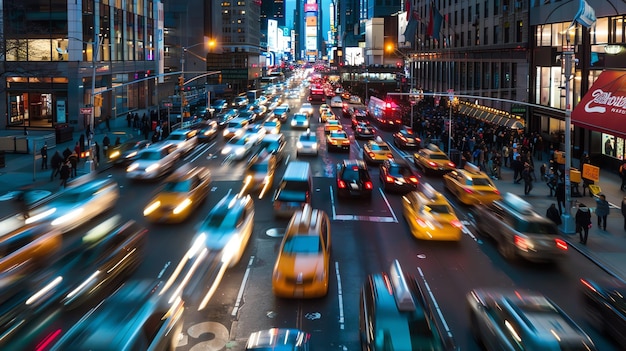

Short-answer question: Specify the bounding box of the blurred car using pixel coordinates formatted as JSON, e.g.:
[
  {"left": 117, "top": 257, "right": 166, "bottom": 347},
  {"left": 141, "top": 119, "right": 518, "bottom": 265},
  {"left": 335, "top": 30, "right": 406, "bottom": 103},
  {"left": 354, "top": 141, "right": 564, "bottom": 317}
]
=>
[
  {"left": 354, "top": 121, "right": 376, "bottom": 139},
  {"left": 330, "top": 95, "right": 343, "bottom": 108},
  {"left": 27, "top": 178, "right": 119, "bottom": 232},
  {"left": 256, "top": 95, "right": 269, "bottom": 106},
  {"left": 326, "top": 130, "right": 350, "bottom": 152},
  {"left": 336, "top": 159, "right": 373, "bottom": 200},
  {"left": 319, "top": 110, "right": 335, "bottom": 123},
  {"left": 273, "top": 104, "right": 290, "bottom": 122},
  {"left": 393, "top": 126, "right": 422, "bottom": 149},
  {"left": 164, "top": 128, "right": 198, "bottom": 155},
  {"left": 443, "top": 162, "right": 502, "bottom": 205},
  {"left": 259, "top": 133, "right": 286, "bottom": 162},
  {"left": 107, "top": 140, "right": 151, "bottom": 166},
  {"left": 360, "top": 260, "right": 458, "bottom": 351},
  {"left": 291, "top": 113, "right": 310, "bottom": 129},
  {"left": 251, "top": 105, "right": 268, "bottom": 121},
  {"left": 467, "top": 288, "right": 597, "bottom": 351},
  {"left": 324, "top": 119, "right": 343, "bottom": 134},
  {"left": 126, "top": 143, "right": 180, "bottom": 180},
  {"left": 379, "top": 159, "right": 419, "bottom": 193},
  {"left": 272, "top": 205, "right": 331, "bottom": 298},
  {"left": 245, "top": 328, "right": 310, "bottom": 351},
  {"left": 471, "top": 192, "right": 568, "bottom": 262},
  {"left": 143, "top": 166, "right": 212, "bottom": 223},
  {"left": 362, "top": 137, "right": 393, "bottom": 164},
  {"left": 349, "top": 95, "right": 362, "bottom": 104},
  {"left": 243, "top": 124, "right": 267, "bottom": 145},
  {"left": 210, "top": 99, "right": 228, "bottom": 113},
  {"left": 242, "top": 151, "right": 276, "bottom": 199},
  {"left": 341, "top": 91, "right": 351, "bottom": 100},
  {"left": 346, "top": 105, "right": 367, "bottom": 121},
  {"left": 232, "top": 96, "right": 249, "bottom": 107},
  {"left": 402, "top": 183, "right": 463, "bottom": 241},
  {"left": 262, "top": 118, "right": 282, "bottom": 134},
  {"left": 221, "top": 135, "right": 255, "bottom": 161},
  {"left": 296, "top": 130, "right": 318, "bottom": 157},
  {"left": 216, "top": 108, "right": 240, "bottom": 127},
  {"left": 196, "top": 120, "right": 219, "bottom": 142},
  {"left": 413, "top": 144, "right": 456, "bottom": 175},
  {"left": 268, "top": 96, "right": 283, "bottom": 111},
  {"left": 299, "top": 103, "right": 314, "bottom": 116},
  {"left": 238, "top": 110, "right": 257, "bottom": 124},
  {"left": 50, "top": 280, "right": 184, "bottom": 351},
  {"left": 222, "top": 117, "right": 250, "bottom": 140},
  {"left": 318, "top": 103, "right": 330, "bottom": 115},
  {"left": 580, "top": 277, "right": 626, "bottom": 347},
  {"left": 195, "top": 193, "right": 255, "bottom": 267}
]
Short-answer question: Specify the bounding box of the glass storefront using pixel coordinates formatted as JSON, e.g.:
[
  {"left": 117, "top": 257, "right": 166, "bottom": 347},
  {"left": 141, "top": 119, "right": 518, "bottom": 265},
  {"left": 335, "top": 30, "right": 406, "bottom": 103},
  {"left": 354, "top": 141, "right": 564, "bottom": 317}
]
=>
[{"left": 602, "top": 133, "right": 624, "bottom": 160}]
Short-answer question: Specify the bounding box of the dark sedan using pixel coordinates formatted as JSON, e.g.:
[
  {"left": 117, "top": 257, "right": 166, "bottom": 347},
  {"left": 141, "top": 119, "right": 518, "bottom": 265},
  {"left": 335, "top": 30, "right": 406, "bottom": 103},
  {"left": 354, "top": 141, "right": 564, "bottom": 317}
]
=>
[
  {"left": 108, "top": 140, "right": 151, "bottom": 166},
  {"left": 580, "top": 277, "right": 626, "bottom": 347},
  {"left": 379, "top": 159, "right": 420, "bottom": 193},
  {"left": 195, "top": 120, "right": 219, "bottom": 142},
  {"left": 393, "top": 126, "right": 421, "bottom": 149}
]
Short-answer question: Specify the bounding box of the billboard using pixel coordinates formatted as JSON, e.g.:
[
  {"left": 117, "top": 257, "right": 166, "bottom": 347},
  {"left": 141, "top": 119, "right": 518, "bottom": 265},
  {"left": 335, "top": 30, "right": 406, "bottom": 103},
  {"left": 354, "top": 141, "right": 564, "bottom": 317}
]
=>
[
  {"left": 267, "top": 19, "right": 278, "bottom": 52},
  {"left": 304, "top": 3, "right": 318, "bottom": 12},
  {"left": 306, "top": 16, "right": 317, "bottom": 26}
]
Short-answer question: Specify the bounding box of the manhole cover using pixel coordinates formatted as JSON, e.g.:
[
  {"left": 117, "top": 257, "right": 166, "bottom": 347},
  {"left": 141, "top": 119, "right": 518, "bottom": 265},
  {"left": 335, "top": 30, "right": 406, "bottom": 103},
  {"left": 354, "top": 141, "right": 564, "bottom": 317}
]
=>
[{"left": 265, "top": 228, "right": 285, "bottom": 237}]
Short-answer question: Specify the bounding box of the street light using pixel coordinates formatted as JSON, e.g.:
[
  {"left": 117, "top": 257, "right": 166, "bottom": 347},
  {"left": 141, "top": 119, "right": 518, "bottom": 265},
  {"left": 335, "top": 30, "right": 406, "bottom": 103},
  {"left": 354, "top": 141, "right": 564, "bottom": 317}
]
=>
[
  {"left": 392, "top": 47, "right": 416, "bottom": 130},
  {"left": 179, "top": 39, "right": 211, "bottom": 119},
  {"left": 90, "top": 35, "right": 104, "bottom": 132}
]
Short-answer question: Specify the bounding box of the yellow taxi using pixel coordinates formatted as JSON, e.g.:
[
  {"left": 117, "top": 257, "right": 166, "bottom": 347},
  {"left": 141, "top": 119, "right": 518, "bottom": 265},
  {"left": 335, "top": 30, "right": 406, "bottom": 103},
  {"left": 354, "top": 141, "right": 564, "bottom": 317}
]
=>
[
  {"left": 272, "top": 205, "right": 331, "bottom": 298},
  {"left": 319, "top": 103, "right": 330, "bottom": 115},
  {"left": 326, "top": 130, "right": 350, "bottom": 152},
  {"left": 143, "top": 166, "right": 212, "bottom": 223},
  {"left": 443, "top": 162, "right": 502, "bottom": 205},
  {"left": 402, "top": 183, "right": 463, "bottom": 241},
  {"left": 363, "top": 136, "right": 393, "bottom": 164},
  {"left": 413, "top": 143, "right": 456, "bottom": 175},
  {"left": 320, "top": 110, "right": 336, "bottom": 123},
  {"left": 324, "top": 119, "right": 343, "bottom": 134}
]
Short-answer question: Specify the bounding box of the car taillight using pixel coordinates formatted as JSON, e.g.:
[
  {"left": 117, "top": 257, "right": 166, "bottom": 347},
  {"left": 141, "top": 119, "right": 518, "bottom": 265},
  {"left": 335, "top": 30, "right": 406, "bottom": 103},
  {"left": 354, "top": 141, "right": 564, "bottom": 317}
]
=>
[
  {"left": 357, "top": 128, "right": 363, "bottom": 132},
  {"left": 342, "top": 140, "right": 350, "bottom": 145},
  {"left": 338, "top": 180, "right": 347, "bottom": 188},
  {"left": 364, "top": 181, "right": 373, "bottom": 190},
  {"left": 514, "top": 235, "right": 529, "bottom": 251},
  {"left": 555, "top": 238, "right": 568, "bottom": 250},
  {"left": 463, "top": 188, "right": 474, "bottom": 194},
  {"left": 450, "top": 219, "right": 463, "bottom": 229},
  {"left": 448, "top": 162, "right": 456, "bottom": 168},
  {"left": 385, "top": 175, "right": 394, "bottom": 183},
  {"left": 386, "top": 153, "right": 393, "bottom": 159},
  {"left": 368, "top": 152, "right": 375, "bottom": 158},
  {"left": 428, "top": 161, "right": 437, "bottom": 167},
  {"left": 494, "top": 189, "right": 501, "bottom": 194},
  {"left": 408, "top": 176, "right": 419, "bottom": 183}
]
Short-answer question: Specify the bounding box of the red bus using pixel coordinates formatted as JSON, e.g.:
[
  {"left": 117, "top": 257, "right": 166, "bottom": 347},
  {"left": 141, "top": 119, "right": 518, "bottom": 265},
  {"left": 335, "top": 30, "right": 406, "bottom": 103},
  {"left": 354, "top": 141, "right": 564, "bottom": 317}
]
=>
[
  {"left": 308, "top": 86, "right": 325, "bottom": 104},
  {"left": 367, "top": 96, "right": 402, "bottom": 128}
]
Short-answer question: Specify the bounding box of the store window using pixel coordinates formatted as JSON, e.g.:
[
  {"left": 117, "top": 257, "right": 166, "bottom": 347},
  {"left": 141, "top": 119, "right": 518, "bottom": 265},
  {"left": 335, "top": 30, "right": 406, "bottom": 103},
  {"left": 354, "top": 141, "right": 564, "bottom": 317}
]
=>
[{"left": 602, "top": 134, "right": 622, "bottom": 159}]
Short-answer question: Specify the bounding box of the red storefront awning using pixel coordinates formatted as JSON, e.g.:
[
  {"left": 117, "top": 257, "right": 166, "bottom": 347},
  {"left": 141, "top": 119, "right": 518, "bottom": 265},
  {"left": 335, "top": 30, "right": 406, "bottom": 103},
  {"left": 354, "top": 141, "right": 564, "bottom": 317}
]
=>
[{"left": 572, "top": 70, "right": 626, "bottom": 140}]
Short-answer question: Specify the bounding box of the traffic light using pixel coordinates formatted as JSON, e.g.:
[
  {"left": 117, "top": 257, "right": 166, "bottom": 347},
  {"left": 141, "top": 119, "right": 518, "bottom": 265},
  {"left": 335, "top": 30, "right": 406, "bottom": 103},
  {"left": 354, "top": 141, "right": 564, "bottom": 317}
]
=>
[
  {"left": 178, "top": 76, "right": 184, "bottom": 86},
  {"left": 94, "top": 94, "right": 103, "bottom": 107}
]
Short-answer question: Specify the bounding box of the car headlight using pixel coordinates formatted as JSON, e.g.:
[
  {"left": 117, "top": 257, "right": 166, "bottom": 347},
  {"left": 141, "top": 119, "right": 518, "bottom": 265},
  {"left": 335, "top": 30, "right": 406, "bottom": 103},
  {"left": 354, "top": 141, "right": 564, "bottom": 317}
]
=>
[
  {"left": 127, "top": 163, "right": 139, "bottom": 172},
  {"left": 223, "top": 130, "right": 230, "bottom": 136},
  {"left": 291, "top": 120, "right": 296, "bottom": 126},
  {"left": 222, "top": 147, "right": 232, "bottom": 154},
  {"left": 222, "top": 235, "right": 242, "bottom": 264},
  {"left": 203, "top": 130, "right": 212, "bottom": 136},
  {"left": 51, "top": 207, "right": 84, "bottom": 226},
  {"left": 173, "top": 198, "right": 192, "bottom": 215},
  {"left": 311, "top": 143, "right": 317, "bottom": 149},
  {"left": 143, "top": 201, "right": 161, "bottom": 216},
  {"left": 125, "top": 151, "right": 138, "bottom": 159},
  {"left": 109, "top": 150, "right": 120, "bottom": 159},
  {"left": 146, "top": 163, "right": 161, "bottom": 173},
  {"left": 235, "top": 148, "right": 245, "bottom": 155},
  {"left": 297, "top": 142, "right": 303, "bottom": 149}
]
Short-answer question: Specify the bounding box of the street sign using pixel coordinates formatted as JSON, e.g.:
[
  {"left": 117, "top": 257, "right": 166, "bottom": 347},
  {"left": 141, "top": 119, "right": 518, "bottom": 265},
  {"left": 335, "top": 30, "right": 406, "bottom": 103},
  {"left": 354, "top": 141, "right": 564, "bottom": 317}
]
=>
[
  {"left": 80, "top": 107, "right": 92, "bottom": 114},
  {"left": 163, "top": 102, "right": 173, "bottom": 107}
]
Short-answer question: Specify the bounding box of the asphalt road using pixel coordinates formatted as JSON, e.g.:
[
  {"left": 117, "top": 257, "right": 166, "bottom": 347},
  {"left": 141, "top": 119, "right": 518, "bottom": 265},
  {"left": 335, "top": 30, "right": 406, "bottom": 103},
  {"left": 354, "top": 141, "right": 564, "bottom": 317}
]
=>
[{"left": 4, "top": 97, "right": 621, "bottom": 351}]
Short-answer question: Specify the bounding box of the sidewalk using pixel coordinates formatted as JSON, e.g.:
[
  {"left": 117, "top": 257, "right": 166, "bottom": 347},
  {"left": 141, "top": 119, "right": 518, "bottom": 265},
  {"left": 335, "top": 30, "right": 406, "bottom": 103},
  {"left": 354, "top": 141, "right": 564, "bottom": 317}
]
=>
[{"left": 490, "top": 157, "right": 626, "bottom": 282}]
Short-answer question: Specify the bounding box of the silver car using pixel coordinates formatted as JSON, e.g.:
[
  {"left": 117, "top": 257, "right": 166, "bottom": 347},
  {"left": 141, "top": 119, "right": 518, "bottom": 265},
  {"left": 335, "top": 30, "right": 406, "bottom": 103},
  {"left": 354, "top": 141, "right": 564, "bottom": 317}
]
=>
[
  {"left": 126, "top": 143, "right": 180, "bottom": 180},
  {"left": 467, "top": 288, "right": 597, "bottom": 351},
  {"left": 296, "top": 131, "right": 318, "bottom": 157}
]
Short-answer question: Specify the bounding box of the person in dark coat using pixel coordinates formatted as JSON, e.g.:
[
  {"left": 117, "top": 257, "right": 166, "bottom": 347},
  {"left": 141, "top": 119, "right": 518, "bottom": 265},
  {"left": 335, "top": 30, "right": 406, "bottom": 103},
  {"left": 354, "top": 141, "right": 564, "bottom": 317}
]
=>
[
  {"left": 546, "top": 203, "right": 561, "bottom": 226},
  {"left": 594, "top": 194, "right": 609, "bottom": 231},
  {"left": 94, "top": 141, "right": 101, "bottom": 166},
  {"left": 556, "top": 182, "right": 566, "bottom": 215},
  {"left": 68, "top": 152, "right": 78, "bottom": 177},
  {"left": 40, "top": 143, "right": 48, "bottom": 170},
  {"left": 59, "top": 161, "right": 71, "bottom": 188},
  {"left": 522, "top": 163, "right": 533, "bottom": 195},
  {"left": 62, "top": 147, "right": 72, "bottom": 161},
  {"left": 50, "top": 150, "right": 63, "bottom": 180},
  {"left": 102, "top": 134, "right": 111, "bottom": 158},
  {"left": 575, "top": 203, "right": 592, "bottom": 244}
]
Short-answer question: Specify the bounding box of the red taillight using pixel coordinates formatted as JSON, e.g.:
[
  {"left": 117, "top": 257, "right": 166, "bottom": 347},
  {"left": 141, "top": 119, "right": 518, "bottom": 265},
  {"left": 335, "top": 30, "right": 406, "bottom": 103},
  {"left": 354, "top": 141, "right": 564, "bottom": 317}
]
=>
[
  {"left": 386, "top": 153, "right": 393, "bottom": 159},
  {"left": 448, "top": 162, "right": 456, "bottom": 168},
  {"left": 364, "top": 181, "right": 373, "bottom": 190},
  {"left": 450, "top": 219, "right": 463, "bottom": 229},
  {"left": 494, "top": 189, "right": 501, "bottom": 195},
  {"left": 514, "top": 235, "right": 529, "bottom": 251},
  {"left": 357, "top": 128, "right": 363, "bottom": 132},
  {"left": 463, "top": 187, "right": 474, "bottom": 194},
  {"left": 428, "top": 161, "right": 437, "bottom": 167},
  {"left": 36, "top": 329, "right": 62, "bottom": 351},
  {"left": 385, "top": 175, "right": 394, "bottom": 183},
  {"left": 338, "top": 180, "right": 347, "bottom": 188},
  {"left": 555, "top": 238, "right": 568, "bottom": 250},
  {"left": 342, "top": 140, "right": 350, "bottom": 145},
  {"left": 368, "top": 152, "right": 375, "bottom": 158},
  {"left": 399, "top": 136, "right": 407, "bottom": 142},
  {"left": 408, "top": 176, "right": 419, "bottom": 183}
]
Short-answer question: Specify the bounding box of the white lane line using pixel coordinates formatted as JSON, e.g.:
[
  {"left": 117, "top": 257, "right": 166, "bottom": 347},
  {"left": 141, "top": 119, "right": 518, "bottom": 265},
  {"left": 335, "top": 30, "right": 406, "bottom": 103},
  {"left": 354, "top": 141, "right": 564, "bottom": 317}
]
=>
[
  {"left": 333, "top": 214, "right": 396, "bottom": 222},
  {"left": 417, "top": 267, "right": 455, "bottom": 341},
  {"left": 231, "top": 255, "right": 255, "bottom": 317},
  {"left": 185, "top": 143, "right": 211, "bottom": 163},
  {"left": 157, "top": 261, "right": 171, "bottom": 279},
  {"left": 378, "top": 187, "right": 399, "bottom": 223},
  {"left": 329, "top": 185, "right": 337, "bottom": 219},
  {"left": 334, "top": 261, "right": 345, "bottom": 330}
]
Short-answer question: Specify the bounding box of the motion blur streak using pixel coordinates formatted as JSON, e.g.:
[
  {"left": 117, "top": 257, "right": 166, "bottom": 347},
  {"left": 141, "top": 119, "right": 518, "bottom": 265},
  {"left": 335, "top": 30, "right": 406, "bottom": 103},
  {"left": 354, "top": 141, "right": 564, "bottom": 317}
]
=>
[
  {"left": 169, "top": 247, "right": 208, "bottom": 304},
  {"left": 26, "top": 276, "right": 63, "bottom": 305},
  {"left": 24, "top": 208, "right": 56, "bottom": 225},
  {"left": 198, "top": 258, "right": 229, "bottom": 310},
  {"left": 161, "top": 234, "right": 205, "bottom": 294},
  {"left": 35, "top": 328, "right": 62, "bottom": 351}
]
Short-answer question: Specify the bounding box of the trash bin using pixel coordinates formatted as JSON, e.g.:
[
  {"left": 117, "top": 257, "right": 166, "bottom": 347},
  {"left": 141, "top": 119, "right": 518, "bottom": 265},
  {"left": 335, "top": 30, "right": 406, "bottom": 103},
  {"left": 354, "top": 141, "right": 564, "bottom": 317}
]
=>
[
  {"left": 55, "top": 124, "right": 74, "bottom": 143},
  {"left": 0, "top": 150, "right": 5, "bottom": 168},
  {"left": 449, "top": 149, "right": 462, "bottom": 167}
]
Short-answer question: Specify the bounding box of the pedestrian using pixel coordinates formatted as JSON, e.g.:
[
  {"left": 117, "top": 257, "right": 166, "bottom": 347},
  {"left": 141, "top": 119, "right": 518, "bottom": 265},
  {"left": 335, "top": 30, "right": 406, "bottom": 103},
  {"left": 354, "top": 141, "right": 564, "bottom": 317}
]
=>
[
  {"left": 620, "top": 162, "right": 626, "bottom": 191},
  {"left": 143, "top": 122, "right": 150, "bottom": 140},
  {"left": 622, "top": 196, "right": 626, "bottom": 231},
  {"left": 546, "top": 203, "right": 561, "bottom": 226},
  {"left": 127, "top": 112, "right": 132, "bottom": 128},
  {"left": 68, "top": 152, "right": 78, "bottom": 177},
  {"left": 79, "top": 134, "right": 86, "bottom": 154},
  {"left": 62, "top": 147, "right": 72, "bottom": 161},
  {"left": 522, "top": 163, "right": 533, "bottom": 195},
  {"left": 40, "top": 143, "right": 48, "bottom": 170},
  {"left": 59, "top": 161, "right": 71, "bottom": 188},
  {"left": 594, "top": 194, "right": 609, "bottom": 231},
  {"left": 513, "top": 155, "right": 523, "bottom": 183},
  {"left": 502, "top": 144, "right": 510, "bottom": 167},
  {"left": 50, "top": 150, "right": 63, "bottom": 180},
  {"left": 74, "top": 141, "right": 81, "bottom": 162},
  {"left": 114, "top": 136, "right": 121, "bottom": 146},
  {"left": 94, "top": 141, "right": 101, "bottom": 166},
  {"left": 102, "top": 134, "right": 111, "bottom": 158},
  {"left": 575, "top": 203, "right": 592, "bottom": 244},
  {"left": 105, "top": 114, "right": 111, "bottom": 131},
  {"left": 556, "top": 182, "right": 566, "bottom": 215}
]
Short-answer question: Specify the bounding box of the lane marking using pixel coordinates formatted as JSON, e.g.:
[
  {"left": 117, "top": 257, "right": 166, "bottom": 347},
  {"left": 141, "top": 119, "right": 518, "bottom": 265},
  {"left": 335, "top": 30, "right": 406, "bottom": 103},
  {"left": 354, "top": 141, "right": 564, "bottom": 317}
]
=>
[
  {"left": 157, "top": 261, "right": 171, "bottom": 279},
  {"left": 378, "top": 187, "right": 399, "bottom": 223},
  {"left": 231, "top": 255, "right": 255, "bottom": 316},
  {"left": 333, "top": 214, "right": 397, "bottom": 222},
  {"left": 417, "top": 267, "right": 455, "bottom": 341},
  {"left": 329, "top": 185, "right": 337, "bottom": 219},
  {"left": 334, "top": 261, "right": 345, "bottom": 330}
]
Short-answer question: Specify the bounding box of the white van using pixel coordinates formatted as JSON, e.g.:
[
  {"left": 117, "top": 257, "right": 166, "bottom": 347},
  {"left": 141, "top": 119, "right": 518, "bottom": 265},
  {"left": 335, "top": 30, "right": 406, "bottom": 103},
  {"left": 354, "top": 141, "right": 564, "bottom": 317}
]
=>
[{"left": 273, "top": 161, "right": 312, "bottom": 218}]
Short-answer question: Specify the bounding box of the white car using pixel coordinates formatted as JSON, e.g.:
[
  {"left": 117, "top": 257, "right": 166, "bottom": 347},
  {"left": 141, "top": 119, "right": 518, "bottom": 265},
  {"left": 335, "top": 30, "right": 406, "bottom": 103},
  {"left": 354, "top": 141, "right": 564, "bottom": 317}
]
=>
[
  {"left": 299, "top": 103, "right": 314, "bottom": 116},
  {"left": 126, "top": 143, "right": 180, "bottom": 180},
  {"left": 296, "top": 130, "right": 318, "bottom": 157},
  {"left": 164, "top": 129, "right": 198, "bottom": 155},
  {"left": 221, "top": 136, "right": 255, "bottom": 160},
  {"left": 330, "top": 96, "right": 343, "bottom": 108},
  {"left": 243, "top": 124, "right": 267, "bottom": 145}
]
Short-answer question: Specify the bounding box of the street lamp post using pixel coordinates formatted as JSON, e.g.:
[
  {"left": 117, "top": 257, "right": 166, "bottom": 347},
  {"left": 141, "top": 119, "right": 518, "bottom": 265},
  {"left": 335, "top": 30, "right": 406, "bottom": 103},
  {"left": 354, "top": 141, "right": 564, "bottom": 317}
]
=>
[
  {"left": 561, "top": 46, "right": 576, "bottom": 233},
  {"left": 179, "top": 40, "right": 210, "bottom": 120},
  {"left": 89, "top": 35, "right": 104, "bottom": 132}
]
